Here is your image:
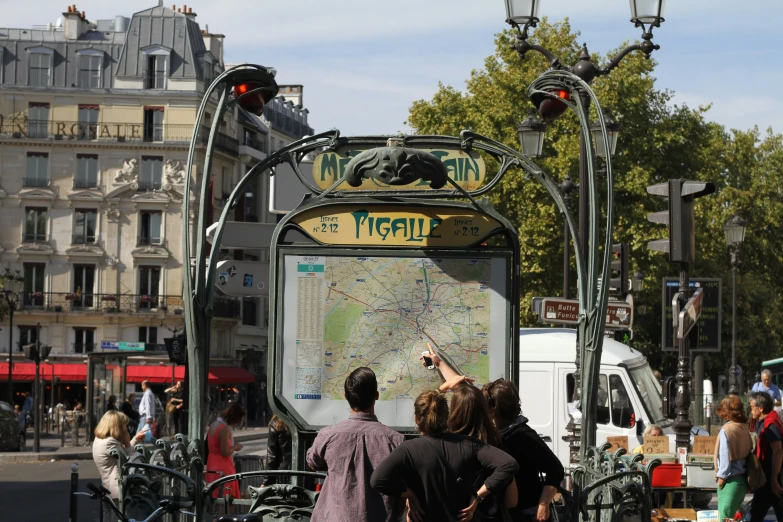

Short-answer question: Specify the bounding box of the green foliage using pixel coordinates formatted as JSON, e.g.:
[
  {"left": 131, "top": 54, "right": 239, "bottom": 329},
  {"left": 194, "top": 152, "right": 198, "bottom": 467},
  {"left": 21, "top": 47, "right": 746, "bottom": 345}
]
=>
[{"left": 407, "top": 19, "right": 783, "bottom": 381}]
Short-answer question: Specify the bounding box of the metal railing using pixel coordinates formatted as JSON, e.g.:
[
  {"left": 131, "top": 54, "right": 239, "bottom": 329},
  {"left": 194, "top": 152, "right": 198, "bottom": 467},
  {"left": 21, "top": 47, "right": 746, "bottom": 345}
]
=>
[
  {"left": 138, "top": 179, "right": 163, "bottom": 191},
  {"left": 241, "top": 134, "right": 266, "bottom": 153},
  {"left": 214, "top": 296, "right": 241, "bottom": 319},
  {"left": 72, "top": 178, "right": 97, "bottom": 189},
  {"left": 199, "top": 125, "right": 239, "bottom": 156},
  {"left": 137, "top": 235, "right": 165, "bottom": 247},
  {"left": 16, "top": 292, "right": 189, "bottom": 314},
  {"left": 23, "top": 177, "right": 50, "bottom": 188},
  {"left": 71, "top": 234, "right": 96, "bottom": 245}
]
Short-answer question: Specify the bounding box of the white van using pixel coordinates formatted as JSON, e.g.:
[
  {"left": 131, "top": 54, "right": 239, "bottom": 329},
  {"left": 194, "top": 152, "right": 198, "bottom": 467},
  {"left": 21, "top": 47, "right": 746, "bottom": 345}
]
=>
[{"left": 518, "top": 327, "right": 673, "bottom": 462}]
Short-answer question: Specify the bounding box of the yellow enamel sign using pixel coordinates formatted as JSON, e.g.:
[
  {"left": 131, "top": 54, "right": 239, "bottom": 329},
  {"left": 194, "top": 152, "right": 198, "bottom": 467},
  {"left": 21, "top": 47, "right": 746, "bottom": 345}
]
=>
[
  {"left": 293, "top": 206, "right": 503, "bottom": 247},
  {"left": 311, "top": 147, "right": 486, "bottom": 191}
]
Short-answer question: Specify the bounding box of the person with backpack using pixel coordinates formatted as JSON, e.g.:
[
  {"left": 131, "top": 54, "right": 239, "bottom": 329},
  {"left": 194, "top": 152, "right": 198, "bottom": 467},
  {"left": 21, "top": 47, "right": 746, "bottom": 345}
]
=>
[{"left": 371, "top": 389, "right": 518, "bottom": 522}]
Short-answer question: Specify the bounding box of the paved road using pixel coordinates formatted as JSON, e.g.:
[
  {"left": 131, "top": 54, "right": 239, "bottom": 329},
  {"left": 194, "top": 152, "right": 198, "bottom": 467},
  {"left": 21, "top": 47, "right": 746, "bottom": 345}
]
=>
[{"left": 0, "top": 438, "right": 268, "bottom": 522}]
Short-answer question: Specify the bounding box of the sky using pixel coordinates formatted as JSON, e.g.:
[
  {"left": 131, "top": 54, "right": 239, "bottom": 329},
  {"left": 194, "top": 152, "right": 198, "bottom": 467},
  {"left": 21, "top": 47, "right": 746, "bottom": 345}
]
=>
[{"left": 2, "top": 0, "right": 780, "bottom": 137}]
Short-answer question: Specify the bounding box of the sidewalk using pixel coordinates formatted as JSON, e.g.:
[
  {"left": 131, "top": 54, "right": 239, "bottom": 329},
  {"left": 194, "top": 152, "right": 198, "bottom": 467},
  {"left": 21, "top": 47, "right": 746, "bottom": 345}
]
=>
[{"left": 0, "top": 427, "right": 269, "bottom": 464}]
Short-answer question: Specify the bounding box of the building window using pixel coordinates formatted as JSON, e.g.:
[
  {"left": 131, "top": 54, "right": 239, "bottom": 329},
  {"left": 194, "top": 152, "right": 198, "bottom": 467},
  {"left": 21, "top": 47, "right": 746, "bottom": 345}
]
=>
[
  {"left": 75, "top": 154, "right": 98, "bottom": 189},
  {"left": 145, "top": 55, "right": 167, "bottom": 89},
  {"left": 138, "top": 326, "right": 158, "bottom": 346},
  {"left": 77, "top": 105, "right": 99, "bottom": 140},
  {"left": 28, "top": 103, "right": 50, "bottom": 138},
  {"left": 24, "top": 207, "right": 47, "bottom": 242},
  {"left": 25, "top": 152, "right": 49, "bottom": 187},
  {"left": 73, "top": 209, "right": 97, "bottom": 244},
  {"left": 23, "top": 263, "right": 45, "bottom": 307},
  {"left": 221, "top": 166, "right": 233, "bottom": 198},
  {"left": 242, "top": 297, "right": 258, "bottom": 326},
  {"left": 138, "top": 266, "right": 161, "bottom": 309},
  {"left": 18, "top": 326, "right": 39, "bottom": 352},
  {"left": 138, "top": 211, "right": 162, "bottom": 245},
  {"left": 74, "top": 328, "right": 95, "bottom": 354},
  {"left": 79, "top": 54, "right": 102, "bottom": 88},
  {"left": 73, "top": 265, "right": 95, "bottom": 309},
  {"left": 139, "top": 156, "right": 163, "bottom": 190},
  {"left": 143, "top": 107, "right": 164, "bottom": 142},
  {"left": 29, "top": 52, "right": 52, "bottom": 87}
]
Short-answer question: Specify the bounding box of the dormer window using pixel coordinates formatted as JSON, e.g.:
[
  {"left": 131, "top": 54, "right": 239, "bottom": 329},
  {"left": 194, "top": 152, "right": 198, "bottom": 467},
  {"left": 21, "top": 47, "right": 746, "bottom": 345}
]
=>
[
  {"left": 28, "top": 48, "right": 54, "bottom": 87},
  {"left": 141, "top": 44, "right": 171, "bottom": 90},
  {"left": 77, "top": 50, "right": 104, "bottom": 88}
]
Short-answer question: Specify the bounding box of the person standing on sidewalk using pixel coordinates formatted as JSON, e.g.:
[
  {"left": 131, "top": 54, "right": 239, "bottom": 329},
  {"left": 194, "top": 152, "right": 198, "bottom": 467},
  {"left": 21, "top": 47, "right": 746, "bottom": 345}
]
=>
[
  {"left": 137, "top": 380, "right": 155, "bottom": 434},
  {"left": 306, "top": 367, "right": 405, "bottom": 522},
  {"left": 263, "top": 415, "right": 292, "bottom": 486},
  {"left": 164, "top": 381, "right": 184, "bottom": 437},
  {"left": 714, "top": 395, "right": 752, "bottom": 521},
  {"left": 749, "top": 392, "right": 783, "bottom": 522}
]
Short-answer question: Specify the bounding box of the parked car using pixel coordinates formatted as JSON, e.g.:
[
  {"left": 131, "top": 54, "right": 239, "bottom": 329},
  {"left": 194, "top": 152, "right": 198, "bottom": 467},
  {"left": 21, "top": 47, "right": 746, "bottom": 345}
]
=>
[{"left": 0, "top": 401, "right": 26, "bottom": 451}]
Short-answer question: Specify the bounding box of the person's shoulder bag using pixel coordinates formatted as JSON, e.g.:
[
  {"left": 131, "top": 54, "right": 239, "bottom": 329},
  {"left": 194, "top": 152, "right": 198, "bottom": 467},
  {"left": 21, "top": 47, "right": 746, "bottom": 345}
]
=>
[{"left": 747, "top": 449, "right": 766, "bottom": 492}]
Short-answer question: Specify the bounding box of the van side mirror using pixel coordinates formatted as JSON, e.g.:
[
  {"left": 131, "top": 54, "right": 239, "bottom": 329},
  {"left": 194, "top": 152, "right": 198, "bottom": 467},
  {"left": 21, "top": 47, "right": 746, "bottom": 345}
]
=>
[
  {"left": 636, "top": 418, "right": 645, "bottom": 437},
  {"left": 661, "top": 377, "right": 677, "bottom": 419}
]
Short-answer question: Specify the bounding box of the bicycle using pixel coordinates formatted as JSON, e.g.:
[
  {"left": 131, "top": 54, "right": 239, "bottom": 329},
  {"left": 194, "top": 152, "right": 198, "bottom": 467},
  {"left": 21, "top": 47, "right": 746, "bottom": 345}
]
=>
[{"left": 77, "top": 483, "right": 196, "bottom": 522}]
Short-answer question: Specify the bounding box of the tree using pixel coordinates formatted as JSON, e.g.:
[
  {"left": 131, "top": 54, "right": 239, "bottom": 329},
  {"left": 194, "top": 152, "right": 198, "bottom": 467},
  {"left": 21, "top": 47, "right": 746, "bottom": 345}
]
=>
[{"left": 407, "top": 19, "right": 781, "bottom": 383}]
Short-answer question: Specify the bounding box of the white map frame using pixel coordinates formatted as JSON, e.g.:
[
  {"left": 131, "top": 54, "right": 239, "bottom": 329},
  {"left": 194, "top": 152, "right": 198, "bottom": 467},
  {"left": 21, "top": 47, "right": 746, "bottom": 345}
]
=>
[{"left": 276, "top": 250, "right": 511, "bottom": 430}]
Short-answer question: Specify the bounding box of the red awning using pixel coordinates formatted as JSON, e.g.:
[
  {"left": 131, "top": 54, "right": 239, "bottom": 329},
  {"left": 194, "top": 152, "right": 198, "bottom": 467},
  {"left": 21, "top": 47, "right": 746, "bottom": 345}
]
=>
[
  {"left": 0, "top": 362, "right": 87, "bottom": 382},
  {"left": 208, "top": 367, "right": 255, "bottom": 384},
  {"left": 125, "top": 365, "right": 184, "bottom": 384}
]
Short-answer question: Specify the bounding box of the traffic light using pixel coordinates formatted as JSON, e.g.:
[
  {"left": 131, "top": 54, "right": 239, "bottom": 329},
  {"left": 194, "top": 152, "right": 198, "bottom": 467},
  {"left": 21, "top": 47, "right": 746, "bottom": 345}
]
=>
[
  {"left": 647, "top": 179, "right": 716, "bottom": 263},
  {"left": 609, "top": 243, "right": 629, "bottom": 295}
]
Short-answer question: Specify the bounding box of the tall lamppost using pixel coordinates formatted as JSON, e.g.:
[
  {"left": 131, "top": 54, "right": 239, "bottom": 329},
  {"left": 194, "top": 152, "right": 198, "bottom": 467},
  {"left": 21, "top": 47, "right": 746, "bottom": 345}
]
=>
[
  {"left": 504, "top": 0, "right": 664, "bottom": 250},
  {"left": 1, "top": 268, "right": 24, "bottom": 404},
  {"left": 724, "top": 215, "right": 746, "bottom": 395}
]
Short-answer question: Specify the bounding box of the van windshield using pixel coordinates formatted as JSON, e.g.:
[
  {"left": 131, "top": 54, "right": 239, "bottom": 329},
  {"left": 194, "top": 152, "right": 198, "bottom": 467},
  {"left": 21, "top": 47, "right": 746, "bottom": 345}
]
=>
[{"left": 628, "top": 363, "right": 672, "bottom": 427}]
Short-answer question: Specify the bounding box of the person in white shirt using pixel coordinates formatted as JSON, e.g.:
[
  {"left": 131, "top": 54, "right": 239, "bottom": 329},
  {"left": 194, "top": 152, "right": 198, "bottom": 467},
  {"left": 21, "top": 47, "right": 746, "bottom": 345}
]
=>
[{"left": 137, "top": 380, "right": 155, "bottom": 434}]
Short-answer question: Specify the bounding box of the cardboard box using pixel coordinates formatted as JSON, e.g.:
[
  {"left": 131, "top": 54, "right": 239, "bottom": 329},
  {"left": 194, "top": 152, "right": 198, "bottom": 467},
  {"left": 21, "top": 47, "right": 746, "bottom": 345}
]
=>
[{"left": 654, "top": 508, "right": 697, "bottom": 521}]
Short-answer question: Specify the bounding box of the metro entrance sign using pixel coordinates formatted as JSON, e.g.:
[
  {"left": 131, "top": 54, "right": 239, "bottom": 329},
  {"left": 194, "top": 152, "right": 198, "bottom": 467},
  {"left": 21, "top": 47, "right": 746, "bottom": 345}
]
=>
[{"left": 536, "top": 297, "right": 633, "bottom": 329}]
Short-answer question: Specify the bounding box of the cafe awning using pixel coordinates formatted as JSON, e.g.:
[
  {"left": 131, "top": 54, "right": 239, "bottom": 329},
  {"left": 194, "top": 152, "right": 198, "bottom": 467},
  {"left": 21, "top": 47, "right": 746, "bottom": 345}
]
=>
[{"left": 0, "top": 362, "right": 87, "bottom": 382}]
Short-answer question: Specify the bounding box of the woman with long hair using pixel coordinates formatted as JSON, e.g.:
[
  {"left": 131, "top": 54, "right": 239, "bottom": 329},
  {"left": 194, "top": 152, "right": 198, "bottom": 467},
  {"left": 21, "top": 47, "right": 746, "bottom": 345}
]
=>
[
  {"left": 371, "top": 390, "right": 518, "bottom": 522},
  {"left": 715, "top": 394, "right": 752, "bottom": 521},
  {"left": 92, "top": 410, "right": 150, "bottom": 522},
  {"left": 205, "top": 403, "right": 246, "bottom": 500}
]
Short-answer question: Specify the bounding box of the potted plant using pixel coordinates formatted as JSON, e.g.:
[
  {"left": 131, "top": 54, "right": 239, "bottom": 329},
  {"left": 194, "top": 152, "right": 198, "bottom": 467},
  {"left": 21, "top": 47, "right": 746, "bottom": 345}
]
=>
[{"left": 102, "top": 294, "right": 116, "bottom": 302}]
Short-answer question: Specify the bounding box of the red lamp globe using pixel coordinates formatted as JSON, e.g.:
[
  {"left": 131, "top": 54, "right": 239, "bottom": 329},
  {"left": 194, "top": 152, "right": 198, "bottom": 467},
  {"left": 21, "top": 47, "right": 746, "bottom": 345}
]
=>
[{"left": 233, "top": 83, "right": 266, "bottom": 115}]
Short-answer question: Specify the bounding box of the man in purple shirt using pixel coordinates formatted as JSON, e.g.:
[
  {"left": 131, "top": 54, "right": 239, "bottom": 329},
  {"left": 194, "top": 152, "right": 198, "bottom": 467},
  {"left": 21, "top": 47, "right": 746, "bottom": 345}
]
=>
[{"left": 307, "top": 367, "right": 405, "bottom": 522}]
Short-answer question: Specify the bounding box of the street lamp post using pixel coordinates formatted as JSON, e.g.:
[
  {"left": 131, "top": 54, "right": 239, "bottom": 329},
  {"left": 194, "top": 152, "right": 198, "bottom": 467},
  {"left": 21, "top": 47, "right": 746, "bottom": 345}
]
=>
[
  {"left": 504, "top": 0, "right": 665, "bottom": 459},
  {"left": 2, "top": 269, "right": 24, "bottom": 404},
  {"left": 724, "top": 215, "right": 747, "bottom": 395}
]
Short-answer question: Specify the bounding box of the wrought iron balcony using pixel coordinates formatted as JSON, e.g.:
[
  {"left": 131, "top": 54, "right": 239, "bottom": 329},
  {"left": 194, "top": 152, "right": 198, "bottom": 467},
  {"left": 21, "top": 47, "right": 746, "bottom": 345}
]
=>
[
  {"left": 137, "top": 236, "right": 165, "bottom": 247},
  {"left": 73, "top": 178, "right": 98, "bottom": 189},
  {"left": 199, "top": 125, "right": 239, "bottom": 156},
  {"left": 17, "top": 292, "right": 186, "bottom": 314},
  {"left": 72, "top": 234, "right": 96, "bottom": 245},
  {"left": 23, "top": 177, "right": 50, "bottom": 188},
  {"left": 214, "top": 296, "right": 242, "bottom": 319}
]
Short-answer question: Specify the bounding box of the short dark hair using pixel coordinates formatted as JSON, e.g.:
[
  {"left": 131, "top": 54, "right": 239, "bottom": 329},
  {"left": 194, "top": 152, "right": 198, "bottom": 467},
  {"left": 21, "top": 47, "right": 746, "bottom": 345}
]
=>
[
  {"left": 750, "top": 392, "right": 774, "bottom": 414},
  {"left": 344, "top": 367, "right": 377, "bottom": 410},
  {"left": 221, "top": 403, "right": 246, "bottom": 426},
  {"left": 482, "top": 378, "right": 522, "bottom": 422}
]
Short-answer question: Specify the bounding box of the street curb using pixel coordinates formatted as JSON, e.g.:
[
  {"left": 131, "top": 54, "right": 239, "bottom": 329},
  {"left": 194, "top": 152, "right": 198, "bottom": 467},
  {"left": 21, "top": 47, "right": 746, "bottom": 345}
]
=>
[{"left": 0, "top": 431, "right": 268, "bottom": 464}]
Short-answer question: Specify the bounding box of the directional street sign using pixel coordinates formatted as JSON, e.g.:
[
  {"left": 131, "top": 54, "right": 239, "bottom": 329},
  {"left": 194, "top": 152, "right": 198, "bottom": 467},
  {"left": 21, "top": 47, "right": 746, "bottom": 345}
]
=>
[
  {"left": 537, "top": 298, "right": 633, "bottom": 329},
  {"left": 206, "top": 221, "right": 277, "bottom": 249},
  {"left": 677, "top": 288, "right": 704, "bottom": 339},
  {"left": 215, "top": 260, "right": 269, "bottom": 296}
]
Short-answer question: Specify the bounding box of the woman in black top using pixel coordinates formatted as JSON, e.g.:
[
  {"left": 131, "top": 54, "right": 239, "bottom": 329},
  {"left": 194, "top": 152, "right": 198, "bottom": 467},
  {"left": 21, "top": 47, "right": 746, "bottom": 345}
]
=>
[
  {"left": 483, "top": 379, "right": 564, "bottom": 521},
  {"left": 263, "top": 415, "right": 292, "bottom": 486},
  {"left": 120, "top": 393, "right": 140, "bottom": 436},
  {"left": 371, "top": 390, "right": 518, "bottom": 522}
]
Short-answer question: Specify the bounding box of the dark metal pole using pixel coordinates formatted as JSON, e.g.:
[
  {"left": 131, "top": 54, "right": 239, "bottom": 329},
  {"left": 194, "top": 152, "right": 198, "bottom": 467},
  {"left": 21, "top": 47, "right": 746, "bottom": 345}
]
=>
[
  {"left": 674, "top": 264, "right": 692, "bottom": 450},
  {"left": 33, "top": 322, "right": 41, "bottom": 453},
  {"left": 7, "top": 303, "right": 13, "bottom": 404},
  {"left": 561, "top": 174, "right": 575, "bottom": 300},
  {"left": 68, "top": 463, "right": 79, "bottom": 522},
  {"left": 729, "top": 250, "right": 739, "bottom": 394}
]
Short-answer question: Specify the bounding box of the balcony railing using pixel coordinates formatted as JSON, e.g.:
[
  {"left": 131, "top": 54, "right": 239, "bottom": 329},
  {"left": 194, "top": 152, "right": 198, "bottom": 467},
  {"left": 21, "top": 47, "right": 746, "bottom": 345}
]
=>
[
  {"left": 73, "top": 178, "right": 98, "bottom": 189},
  {"left": 17, "top": 292, "right": 187, "bottom": 313},
  {"left": 23, "top": 177, "right": 50, "bottom": 188},
  {"left": 241, "top": 134, "right": 266, "bottom": 153},
  {"left": 72, "top": 234, "right": 96, "bottom": 245},
  {"left": 23, "top": 234, "right": 48, "bottom": 243},
  {"left": 137, "top": 179, "right": 162, "bottom": 191},
  {"left": 72, "top": 343, "right": 95, "bottom": 354},
  {"left": 214, "top": 296, "right": 242, "bottom": 319},
  {"left": 199, "top": 125, "right": 239, "bottom": 156},
  {"left": 137, "top": 236, "right": 165, "bottom": 247}
]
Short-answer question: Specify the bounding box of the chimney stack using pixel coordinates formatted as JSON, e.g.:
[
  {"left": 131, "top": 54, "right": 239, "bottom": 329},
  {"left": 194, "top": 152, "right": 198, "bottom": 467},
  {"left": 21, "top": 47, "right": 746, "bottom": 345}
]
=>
[{"left": 63, "top": 4, "right": 86, "bottom": 40}]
